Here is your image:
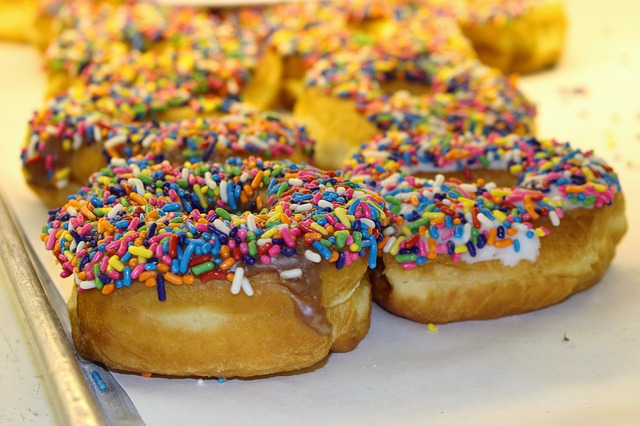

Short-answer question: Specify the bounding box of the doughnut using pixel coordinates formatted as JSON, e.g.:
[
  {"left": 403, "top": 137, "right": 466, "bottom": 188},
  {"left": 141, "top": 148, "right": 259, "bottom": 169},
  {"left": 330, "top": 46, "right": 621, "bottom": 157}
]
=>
[
  {"left": 262, "top": 1, "right": 476, "bottom": 108},
  {"left": 0, "top": 0, "right": 36, "bottom": 43},
  {"left": 344, "top": 131, "right": 627, "bottom": 323},
  {"left": 295, "top": 48, "right": 535, "bottom": 169},
  {"left": 458, "top": 0, "right": 567, "bottom": 74},
  {"left": 21, "top": 97, "right": 313, "bottom": 208},
  {"left": 42, "top": 156, "right": 389, "bottom": 377},
  {"left": 40, "top": 0, "right": 281, "bottom": 109}
]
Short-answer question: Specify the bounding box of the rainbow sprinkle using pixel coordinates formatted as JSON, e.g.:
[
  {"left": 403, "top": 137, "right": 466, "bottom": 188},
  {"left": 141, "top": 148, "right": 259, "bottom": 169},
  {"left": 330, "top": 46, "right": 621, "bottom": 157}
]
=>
[{"left": 42, "top": 156, "right": 389, "bottom": 299}]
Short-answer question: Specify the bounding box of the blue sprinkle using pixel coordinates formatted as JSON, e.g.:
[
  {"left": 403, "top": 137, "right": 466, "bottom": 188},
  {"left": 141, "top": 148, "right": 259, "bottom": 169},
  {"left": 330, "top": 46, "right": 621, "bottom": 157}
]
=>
[
  {"left": 157, "top": 275, "right": 166, "bottom": 302},
  {"left": 513, "top": 239, "right": 521, "bottom": 253},
  {"left": 91, "top": 371, "right": 107, "bottom": 392},
  {"left": 162, "top": 203, "right": 181, "bottom": 212},
  {"left": 312, "top": 241, "right": 332, "bottom": 260}
]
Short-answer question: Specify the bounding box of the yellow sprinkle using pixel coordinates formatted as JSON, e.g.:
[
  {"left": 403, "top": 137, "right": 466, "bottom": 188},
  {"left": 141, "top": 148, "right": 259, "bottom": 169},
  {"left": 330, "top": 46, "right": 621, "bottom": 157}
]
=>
[
  {"left": 334, "top": 207, "right": 351, "bottom": 229},
  {"left": 54, "top": 168, "right": 71, "bottom": 180},
  {"left": 582, "top": 167, "right": 596, "bottom": 182},
  {"left": 592, "top": 183, "right": 607, "bottom": 192},
  {"left": 128, "top": 246, "right": 153, "bottom": 259},
  {"left": 427, "top": 323, "right": 438, "bottom": 333},
  {"left": 454, "top": 245, "right": 467, "bottom": 254},
  {"left": 310, "top": 222, "right": 329, "bottom": 236},
  {"left": 509, "top": 164, "right": 523, "bottom": 174},
  {"left": 63, "top": 250, "right": 74, "bottom": 262},
  {"left": 108, "top": 256, "right": 125, "bottom": 272},
  {"left": 492, "top": 210, "right": 507, "bottom": 222},
  {"left": 535, "top": 228, "right": 546, "bottom": 237},
  {"left": 260, "top": 227, "right": 279, "bottom": 239},
  {"left": 401, "top": 226, "right": 412, "bottom": 236},
  {"left": 389, "top": 236, "right": 405, "bottom": 256}
]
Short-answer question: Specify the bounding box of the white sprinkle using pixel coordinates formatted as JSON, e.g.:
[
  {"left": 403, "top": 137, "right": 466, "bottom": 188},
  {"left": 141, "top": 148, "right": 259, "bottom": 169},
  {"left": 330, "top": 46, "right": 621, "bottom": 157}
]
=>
[
  {"left": 104, "top": 134, "right": 127, "bottom": 149},
  {"left": 462, "top": 223, "right": 472, "bottom": 243},
  {"left": 246, "top": 214, "right": 256, "bottom": 232},
  {"left": 280, "top": 268, "right": 303, "bottom": 279},
  {"left": 76, "top": 241, "right": 86, "bottom": 253},
  {"left": 256, "top": 238, "right": 272, "bottom": 247},
  {"left": 477, "top": 213, "right": 493, "bottom": 228},
  {"left": 213, "top": 219, "right": 230, "bottom": 235},
  {"left": 69, "top": 239, "right": 77, "bottom": 252},
  {"left": 46, "top": 125, "right": 57, "bottom": 135},
  {"left": 245, "top": 135, "right": 268, "bottom": 150},
  {"left": 549, "top": 210, "right": 560, "bottom": 227},
  {"left": 240, "top": 172, "right": 251, "bottom": 183},
  {"left": 484, "top": 181, "right": 497, "bottom": 191},
  {"left": 72, "top": 132, "right": 82, "bottom": 150},
  {"left": 204, "top": 172, "right": 217, "bottom": 190},
  {"left": 230, "top": 267, "right": 244, "bottom": 295},
  {"left": 131, "top": 164, "right": 141, "bottom": 177},
  {"left": 107, "top": 203, "right": 124, "bottom": 220},
  {"left": 197, "top": 379, "right": 204, "bottom": 385},
  {"left": 67, "top": 206, "right": 79, "bottom": 217},
  {"left": 351, "top": 191, "right": 366, "bottom": 199},
  {"left": 181, "top": 167, "right": 190, "bottom": 181},
  {"left": 127, "top": 178, "right": 145, "bottom": 195},
  {"left": 219, "top": 180, "right": 228, "bottom": 203},
  {"left": 336, "top": 187, "right": 346, "bottom": 196},
  {"left": 304, "top": 250, "right": 322, "bottom": 263},
  {"left": 110, "top": 158, "right": 127, "bottom": 167},
  {"left": 318, "top": 200, "right": 334, "bottom": 210},
  {"left": 295, "top": 203, "right": 313, "bottom": 212},
  {"left": 460, "top": 183, "right": 477, "bottom": 194},
  {"left": 79, "top": 280, "right": 96, "bottom": 290},
  {"left": 241, "top": 277, "right": 254, "bottom": 297},
  {"left": 360, "top": 218, "right": 376, "bottom": 229},
  {"left": 383, "top": 236, "right": 397, "bottom": 253},
  {"left": 93, "top": 125, "right": 102, "bottom": 143},
  {"left": 141, "top": 133, "right": 156, "bottom": 148},
  {"left": 383, "top": 227, "right": 396, "bottom": 236},
  {"left": 288, "top": 178, "right": 303, "bottom": 187}
]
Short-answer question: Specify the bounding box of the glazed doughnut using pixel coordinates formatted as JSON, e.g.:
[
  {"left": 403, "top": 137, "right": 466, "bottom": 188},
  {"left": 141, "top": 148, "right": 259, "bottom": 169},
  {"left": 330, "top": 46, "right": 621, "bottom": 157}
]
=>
[
  {"left": 21, "top": 97, "right": 313, "bottom": 208},
  {"left": 459, "top": 0, "right": 567, "bottom": 74},
  {"left": 344, "top": 131, "right": 627, "bottom": 323},
  {"left": 295, "top": 48, "right": 535, "bottom": 169},
  {"left": 42, "top": 156, "right": 389, "bottom": 377}
]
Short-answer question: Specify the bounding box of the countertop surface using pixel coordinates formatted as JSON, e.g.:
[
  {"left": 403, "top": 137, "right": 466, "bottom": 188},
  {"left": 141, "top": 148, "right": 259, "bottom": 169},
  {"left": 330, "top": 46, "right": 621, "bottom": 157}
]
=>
[{"left": 1, "top": 1, "right": 640, "bottom": 424}]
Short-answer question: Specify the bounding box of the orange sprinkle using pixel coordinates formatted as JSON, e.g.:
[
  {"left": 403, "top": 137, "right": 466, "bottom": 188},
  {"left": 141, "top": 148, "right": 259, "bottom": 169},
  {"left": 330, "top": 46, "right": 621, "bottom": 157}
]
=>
[
  {"left": 329, "top": 251, "right": 339, "bottom": 263},
  {"left": 182, "top": 274, "right": 195, "bottom": 285},
  {"left": 220, "top": 245, "right": 230, "bottom": 259},
  {"left": 418, "top": 225, "right": 427, "bottom": 236},
  {"left": 128, "top": 258, "right": 138, "bottom": 268},
  {"left": 141, "top": 372, "right": 153, "bottom": 378},
  {"left": 80, "top": 206, "right": 96, "bottom": 221},
  {"left": 453, "top": 218, "right": 462, "bottom": 225},
  {"left": 251, "top": 171, "right": 264, "bottom": 189},
  {"left": 280, "top": 213, "right": 291, "bottom": 225},
  {"left": 145, "top": 277, "right": 157, "bottom": 288},
  {"left": 525, "top": 204, "right": 539, "bottom": 220},
  {"left": 164, "top": 272, "right": 183, "bottom": 285},
  {"left": 129, "top": 192, "right": 148, "bottom": 206},
  {"left": 101, "top": 283, "right": 115, "bottom": 295},
  {"left": 138, "top": 271, "right": 157, "bottom": 281},
  {"left": 156, "top": 263, "right": 170, "bottom": 273},
  {"left": 395, "top": 216, "right": 405, "bottom": 226},
  {"left": 219, "top": 257, "right": 235, "bottom": 271},
  {"left": 507, "top": 227, "right": 518, "bottom": 236},
  {"left": 243, "top": 184, "right": 254, "bottom": 197},
  {"left": 487, "top": 228, "right": 497, "bottom": 245},
  {"left": 565, "top": 185, "right": 585, "bottom": 194},
  {"left": 494, "top": 238, "right": 513, "bottom": 248},
  {"left": 430, "top": 217, "right": 444, "bottom": 227},
  {"left": 77, "top": 271, "right": 87, "bottom": 281},
  {"left": 145, "top": 210, "right": 159, "bottom": 220},
  {"left": 226, "top": 272, "right": 234, "bottom": 282},
  {"left": 256, "top": 196, "right": 263, "bottom": 211}
]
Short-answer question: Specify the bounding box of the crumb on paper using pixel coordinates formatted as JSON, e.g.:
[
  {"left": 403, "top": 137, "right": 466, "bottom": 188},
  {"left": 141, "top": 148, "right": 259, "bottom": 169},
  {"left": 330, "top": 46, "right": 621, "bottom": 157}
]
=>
[{"left": 563, "top": 333, "right": 570, "bottom": 342}]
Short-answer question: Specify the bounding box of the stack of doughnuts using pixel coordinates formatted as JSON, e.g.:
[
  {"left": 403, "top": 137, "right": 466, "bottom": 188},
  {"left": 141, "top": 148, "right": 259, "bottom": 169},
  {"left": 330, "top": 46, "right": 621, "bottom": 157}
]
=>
[{"left": 27, "top": 0, "right": 626, "bottom": 378}]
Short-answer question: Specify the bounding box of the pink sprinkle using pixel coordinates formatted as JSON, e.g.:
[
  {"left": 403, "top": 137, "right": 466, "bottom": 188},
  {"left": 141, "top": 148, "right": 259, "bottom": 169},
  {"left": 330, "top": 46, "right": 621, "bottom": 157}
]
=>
[
  {"left": 227, "top": 240, "right": 236, "bottom": 250},
  {"left": 334, "top": 223, "right": 347, "bottom": 231},
  {"left": 239, "top": 243, "right": 249, "bottom": 254},
  {"left": 418, "top": 239, "right": 427, "bottom": 257},
  {"left": 127, "top": 217, "right": 140, "bottom": 231},
  {"left": 268, "top": 245, "right": 281, "bottom": 257},
  {"left": 452, "top": 253, "right": 461, "bottom": 263},
  {"left": 161, "top": 255, "right": 172, "bottom": 265},
  {"left": 401, "top": 262, "right": 416, "bottom": 270},
  {"left": 131, "top": 264, "right": 146, "bottom": 280},
  {"left": 100, "top": 257, "right": 109, "bottom": 272},
  {"left": 79, "top": 223, "right": 93, "bottom": 236},
  {"left": 108, "top": 270, "right": 121, "bottom": 280},
  {"left": 60, "top": 270, "right": 72, "bottom": 278},
  {"left": 280, "top": 228, "right": 295, "bottom": 247},
  {"left": 45, "top": 229, "right": 56, "bottom": 250},
  {"left": 325, "top": 214, "right": 336, "bottom": 225},
  {"left": 260, "top": 255, "right": 271, "bottom": 264}
]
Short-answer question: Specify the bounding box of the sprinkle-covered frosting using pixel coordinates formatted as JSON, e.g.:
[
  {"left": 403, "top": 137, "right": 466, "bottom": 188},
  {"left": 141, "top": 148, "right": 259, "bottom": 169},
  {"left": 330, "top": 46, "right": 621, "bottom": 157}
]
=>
[
  {"left": 22, "top": 97, "right": 314, "bottom": 190},
  {"left": 305, "top": 48, "right": 535, "bottom": 137},
  {"left": 42, "top": 156, "right": 389, "bottom": 301},
  {"left": 462, "top": 0, "right": 548, "bottom": 24},
  {"left": 343, "top": 131, "right": 622, "bottom": 267}
]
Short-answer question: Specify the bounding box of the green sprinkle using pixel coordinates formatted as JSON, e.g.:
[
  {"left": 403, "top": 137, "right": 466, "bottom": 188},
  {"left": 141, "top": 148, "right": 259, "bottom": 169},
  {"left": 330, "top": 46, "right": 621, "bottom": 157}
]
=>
[
  {"left": 191, "top": 261, "right": 215, "bottom": 276},
  {"left": 395, "top": 253, "right": 417, "bottom": 263}
]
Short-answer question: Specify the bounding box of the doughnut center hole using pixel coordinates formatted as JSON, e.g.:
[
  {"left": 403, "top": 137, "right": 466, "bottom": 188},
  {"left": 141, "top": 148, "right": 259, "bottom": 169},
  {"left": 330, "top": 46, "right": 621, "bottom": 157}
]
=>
[{"left": 380, "top": 79, "right": 433, "bottom": 97}]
